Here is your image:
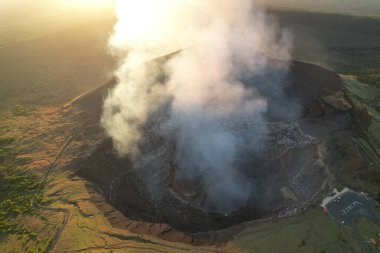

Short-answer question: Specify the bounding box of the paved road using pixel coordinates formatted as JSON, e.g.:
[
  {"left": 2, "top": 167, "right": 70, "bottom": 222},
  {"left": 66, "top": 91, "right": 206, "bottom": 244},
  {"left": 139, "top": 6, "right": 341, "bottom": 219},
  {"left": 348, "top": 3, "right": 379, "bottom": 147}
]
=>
[
  {"left": 325, "top": 190, "right": 380, "bottom": 228},
  {"left": 325, "top": 190, "right": 380, "bottom": 253}
]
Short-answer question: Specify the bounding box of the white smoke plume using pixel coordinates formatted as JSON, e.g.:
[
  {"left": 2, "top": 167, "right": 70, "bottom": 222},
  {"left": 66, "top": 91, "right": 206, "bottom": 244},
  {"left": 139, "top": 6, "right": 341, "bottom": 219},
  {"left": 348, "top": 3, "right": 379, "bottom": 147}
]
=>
[{"left": 102, "top": 0, "right": 293, "bottom": 212}]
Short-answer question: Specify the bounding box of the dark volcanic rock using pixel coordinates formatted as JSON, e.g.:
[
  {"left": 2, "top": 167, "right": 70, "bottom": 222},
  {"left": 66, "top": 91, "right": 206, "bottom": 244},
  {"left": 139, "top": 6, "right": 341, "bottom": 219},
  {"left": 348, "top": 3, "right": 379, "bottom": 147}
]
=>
[{"left": 74, "top": 56, "right": 369, "bottom": 243}]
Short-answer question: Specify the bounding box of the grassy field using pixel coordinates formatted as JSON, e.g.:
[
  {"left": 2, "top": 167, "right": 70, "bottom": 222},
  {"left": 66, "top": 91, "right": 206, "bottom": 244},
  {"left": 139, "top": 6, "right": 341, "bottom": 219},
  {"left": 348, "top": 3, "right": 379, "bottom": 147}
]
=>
[
  {"left": 227, "top": 204, "right": 380, "bottom": 253},
  {"left": 0, "top": 109, "right": 57, "bottom": 253},
  {"left": 272, "top": 10, "right": 380, "bottom": 90},
  {"left": 228, "top": 209, "right": 363, "bottom": 253},
  {"left": 0, "top": 105, "right": 223, "bottom": 253},
  {"left": 344, "top": 77, "right": 380, "bottom": 167}
]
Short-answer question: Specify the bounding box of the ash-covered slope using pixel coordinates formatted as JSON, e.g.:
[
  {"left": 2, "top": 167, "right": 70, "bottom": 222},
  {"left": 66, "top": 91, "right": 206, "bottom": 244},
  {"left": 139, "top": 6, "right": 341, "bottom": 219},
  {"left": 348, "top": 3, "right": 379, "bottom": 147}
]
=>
[{"left": 73, "top": 57, "right": 370, "bottom": 242}]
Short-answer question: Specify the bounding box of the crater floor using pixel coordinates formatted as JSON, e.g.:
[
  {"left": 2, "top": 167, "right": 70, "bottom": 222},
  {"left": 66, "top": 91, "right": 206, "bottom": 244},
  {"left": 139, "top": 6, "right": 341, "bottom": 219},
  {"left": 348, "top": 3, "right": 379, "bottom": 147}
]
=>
[{"left": 74, "top": 58, "right": 370, "bottom": 243}]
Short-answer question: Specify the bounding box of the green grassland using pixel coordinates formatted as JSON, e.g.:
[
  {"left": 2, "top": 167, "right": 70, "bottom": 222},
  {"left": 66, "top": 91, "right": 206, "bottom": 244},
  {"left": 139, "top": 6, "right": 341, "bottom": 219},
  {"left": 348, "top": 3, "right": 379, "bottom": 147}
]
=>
[
  {"left": 0, "top": 129, "right": 51, "bottom": 252},
  {"left": 344, "top": 77, "right": 380, "bottom": 167},
  {"left": 274, "top": 10, "right": 380, "bottom": 90},
  {"left": 229, "top": 209, "right": 363, "bottom": 253},
  {"left": 228, "top": 205, "right": 380, "bottom": 253}
]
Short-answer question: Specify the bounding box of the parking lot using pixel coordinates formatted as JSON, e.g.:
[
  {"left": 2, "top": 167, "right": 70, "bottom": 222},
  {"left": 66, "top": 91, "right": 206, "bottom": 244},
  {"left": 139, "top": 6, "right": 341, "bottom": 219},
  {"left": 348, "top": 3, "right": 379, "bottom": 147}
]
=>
[{"left": 325, "top": 190, "right": 380, "bottom": 228}]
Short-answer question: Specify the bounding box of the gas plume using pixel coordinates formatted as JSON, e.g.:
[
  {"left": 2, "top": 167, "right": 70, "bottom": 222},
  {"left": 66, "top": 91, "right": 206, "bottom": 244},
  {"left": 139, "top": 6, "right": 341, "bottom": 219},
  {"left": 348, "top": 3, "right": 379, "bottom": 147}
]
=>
[{"left": 102, "top": 0, "right": 293, "bottom": 212}]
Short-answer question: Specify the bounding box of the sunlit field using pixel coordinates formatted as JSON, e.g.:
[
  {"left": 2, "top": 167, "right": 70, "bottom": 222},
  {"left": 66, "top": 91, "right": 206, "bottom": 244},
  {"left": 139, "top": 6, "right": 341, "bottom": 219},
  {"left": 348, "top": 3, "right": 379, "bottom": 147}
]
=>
[{"left": 0, "top": 0, "right": 114, "bottom": 48}]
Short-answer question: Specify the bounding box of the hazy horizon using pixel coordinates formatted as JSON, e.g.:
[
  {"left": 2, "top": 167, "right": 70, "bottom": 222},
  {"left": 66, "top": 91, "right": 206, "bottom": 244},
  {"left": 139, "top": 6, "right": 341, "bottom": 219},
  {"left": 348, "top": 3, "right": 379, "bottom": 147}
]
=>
[
  {"left": 264, "top": 0, "right": 380, "bottom": 14},
  {"left": 0, "top": 0, "right": 115, "bottom": 47},
  {"left": 1, "top": 0, "right": 379, "bottom": 48}
]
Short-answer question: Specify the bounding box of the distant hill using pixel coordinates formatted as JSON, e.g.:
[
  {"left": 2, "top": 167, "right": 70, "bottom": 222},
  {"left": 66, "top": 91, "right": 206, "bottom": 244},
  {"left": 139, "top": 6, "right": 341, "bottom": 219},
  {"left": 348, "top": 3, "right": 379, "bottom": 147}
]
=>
[
  {"left": 0, "top": 19, "right": 116, "bottom": 106},
  {"left": 265, "top": 0, "right": 380, "bottom": 15}
]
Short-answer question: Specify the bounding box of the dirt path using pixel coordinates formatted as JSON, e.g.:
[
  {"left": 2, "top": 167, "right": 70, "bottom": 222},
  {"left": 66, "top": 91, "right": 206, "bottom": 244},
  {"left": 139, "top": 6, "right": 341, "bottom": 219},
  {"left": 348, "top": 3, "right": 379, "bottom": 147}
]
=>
[
  {"left": 74, "top": 245, "right": 168, "bottom": 253},
  {"left": 44, "top": 131, "right": 81, "bottom": 181},
  {"left": 44, "top": 207, "right": 71, "bottom": 253},
  {"left": 41, "top": 130, "right": 79, "bottom": 252}
]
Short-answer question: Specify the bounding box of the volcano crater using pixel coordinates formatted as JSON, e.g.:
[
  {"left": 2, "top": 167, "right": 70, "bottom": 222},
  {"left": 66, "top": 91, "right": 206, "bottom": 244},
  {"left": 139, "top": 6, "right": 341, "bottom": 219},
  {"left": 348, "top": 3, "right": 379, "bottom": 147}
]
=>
[{"left": 75, "top": 58, "right": 369, "bottom": 240}]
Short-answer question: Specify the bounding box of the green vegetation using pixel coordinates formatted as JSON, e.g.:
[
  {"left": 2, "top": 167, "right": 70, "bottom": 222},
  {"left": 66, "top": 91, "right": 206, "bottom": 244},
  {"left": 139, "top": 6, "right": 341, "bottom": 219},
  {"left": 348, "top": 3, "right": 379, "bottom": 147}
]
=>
[
  {"left": 0, "top": 134, "right": 48, "bottom": 247},
  {"left": 310, "top": 47, "right": 380, "bottom": 90},
  {"left": 343, "top": 77, "right": 380, "bottom": 166},
  {"left": 11, "top": 105, "right": 35, "bottom": 117},
  {"left": 335, "top": 62, "right": 380, "bottom": 89},
  {"left": 232, "top": 209, "right": 362, "bottom": 253},
  {"left": 355, "top": 68, "right": 380, "bottom": 88}
]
